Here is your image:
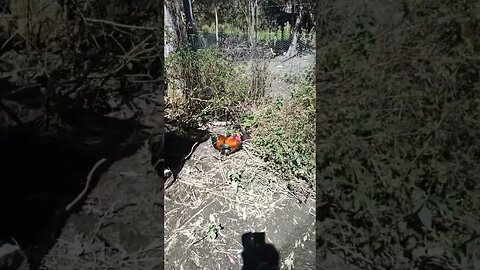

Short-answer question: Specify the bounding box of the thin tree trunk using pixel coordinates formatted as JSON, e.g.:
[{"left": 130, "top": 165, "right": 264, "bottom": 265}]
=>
[
  {"left": 215, "top": 6, "right": 219, "bottom": 45},
  {"left": 249, "top": 0, "right": 255, "bottom": 46},
  {"left": 286, "top": 6, "right": 304, "bottom": 57},
  {"left": 254, "top": 0, "right": 258, "bottom": 44},
  {"left": 182, "top": 0, "right": 196, "bottom": 48}
]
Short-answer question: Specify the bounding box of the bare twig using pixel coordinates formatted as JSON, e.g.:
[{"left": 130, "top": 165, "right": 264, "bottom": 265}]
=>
[
  {"left": 2, "top": 83, "right": 42, "bottom": 99},
  {"left": 65, "top": 158, "right": 108, "bottom": 212},
  {"left": 1, "top": 30, "right": 19, "bottom": 50},
  {"left": 84, "top": 17, "right": 156, "bottom": 31}
]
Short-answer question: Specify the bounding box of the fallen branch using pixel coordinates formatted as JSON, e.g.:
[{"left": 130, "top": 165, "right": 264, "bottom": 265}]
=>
[{"left": 65, "top": 158, "right": 108, "bottom": 212}]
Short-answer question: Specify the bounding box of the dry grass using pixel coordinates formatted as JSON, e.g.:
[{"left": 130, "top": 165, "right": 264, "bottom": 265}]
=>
[{"left": 165, "top": 47, "right": 269, "bottom": 127}]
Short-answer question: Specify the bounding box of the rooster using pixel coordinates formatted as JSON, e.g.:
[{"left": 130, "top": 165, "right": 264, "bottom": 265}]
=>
[{"left": 210, "top": 131, "right": 245, "bottom": 156}]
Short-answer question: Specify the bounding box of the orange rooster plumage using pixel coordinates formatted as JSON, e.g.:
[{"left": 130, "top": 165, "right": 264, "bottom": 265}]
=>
[{"left": 211, "top": 132, "right": 243, "bottom": 155}]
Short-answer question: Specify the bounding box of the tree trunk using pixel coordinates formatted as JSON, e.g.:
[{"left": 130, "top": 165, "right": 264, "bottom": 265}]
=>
[
  {"left": 164, "top": 0, "right": 185, "bottom": 56},
  {"left": 164, "top": 4, "right": 177, "bottom": 58},
  {"left": 182, "top": 0, "right": 196, "bottom": 48},
  {"left": 165, "top": 0, "right": 188, "bottom": 109},
  {"left": 247, "top": 0, "right": 259, "bottom": 46},
  {"left": 254, "top": 0, "right": 258, "bottom": 44},
  {"left": 286, "top": 6, "right": 304, "bottom": 57},
  {"left": 215, "top": 6, "right": 219, "bottom": 45},
  {"left": 248, "top": 0, "right": 255, "bottom": 46},
  {"left": 240, "top": 1, "right": 249, "bottom": 42}
]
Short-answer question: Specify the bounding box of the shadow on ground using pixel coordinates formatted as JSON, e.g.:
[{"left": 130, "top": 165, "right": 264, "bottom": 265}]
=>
[
  {"left": 241, "top": 232, "right": 280, "bottom": 270},
  {"left": 0, "top": 111, "right": 149, "bottom": 269},
  {"left": 161, "top": 124, "right": 210, "bottom": 178}
]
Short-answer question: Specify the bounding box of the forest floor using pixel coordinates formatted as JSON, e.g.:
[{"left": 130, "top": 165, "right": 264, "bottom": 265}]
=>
[{"left": 39, "top": 52, "right": 316, "bottom": 270}]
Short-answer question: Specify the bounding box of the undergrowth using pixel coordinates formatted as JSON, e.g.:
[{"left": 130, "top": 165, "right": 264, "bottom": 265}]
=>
[
  {"left": 317, "top": 1, "right": 480, "bottom": 269},
  {"left": 242, "top": 68, "right": 316, "bottom": 194},
  {"left": 165, "top": 45, "right": 266, "bottom": 126}
]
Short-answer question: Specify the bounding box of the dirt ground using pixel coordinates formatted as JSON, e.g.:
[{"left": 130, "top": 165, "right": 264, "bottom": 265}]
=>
[
  {"left": 164, "top": 53, "right": 316, "bottom": 269},
  {"left": 38, "top": 52, "right": 315, "bottom": 270},
  {"left": 242, "top": 53, "right": 315, "bottom": 100},
  {"left": 163, "top": 127, "right": 315, "bottom": 269},
  {"left": 40, "top": 145, "right": 164, "bottom": 269}
]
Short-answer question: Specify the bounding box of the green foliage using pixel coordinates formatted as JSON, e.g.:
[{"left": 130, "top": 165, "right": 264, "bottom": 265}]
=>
[
  {"left": 243, "top": 70, "right": 315, "bottom": 189},
  {"left": 228, "top": 170, "right": 246, "bottom": 193},
  {"left": 206, "top": 223, "right": 223, "bottom": 240},
  {"left": 317, "top": 1, "right": 480, "bottom": 269}
]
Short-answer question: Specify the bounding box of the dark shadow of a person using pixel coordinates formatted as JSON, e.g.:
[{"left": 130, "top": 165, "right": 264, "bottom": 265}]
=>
[{"left": 241, "top": 232, "right": 280, "bottom": 270}]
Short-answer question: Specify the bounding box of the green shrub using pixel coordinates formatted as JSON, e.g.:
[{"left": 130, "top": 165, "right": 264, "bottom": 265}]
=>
[{"left": 243, "top": 69, "right": 315, "bottom": 191}]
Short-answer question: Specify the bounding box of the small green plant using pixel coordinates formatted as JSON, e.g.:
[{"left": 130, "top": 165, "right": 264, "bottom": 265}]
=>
[
  {"left": 205, "top": 214, "right": 224, "bottom": 241},
  {"left": 241, "top": 112, "right": 258, "bottom": 131},
  {"left": 228, "top": 170, "right": 245, "bottom": 193},
  {"left": 206, "top": 223, "right": 223, "bottom": 240}
]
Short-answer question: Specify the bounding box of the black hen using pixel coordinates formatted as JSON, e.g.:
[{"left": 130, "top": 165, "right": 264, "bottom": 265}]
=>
[{"left": 148, "top": 126, "right": 209, "bottom": 187}]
